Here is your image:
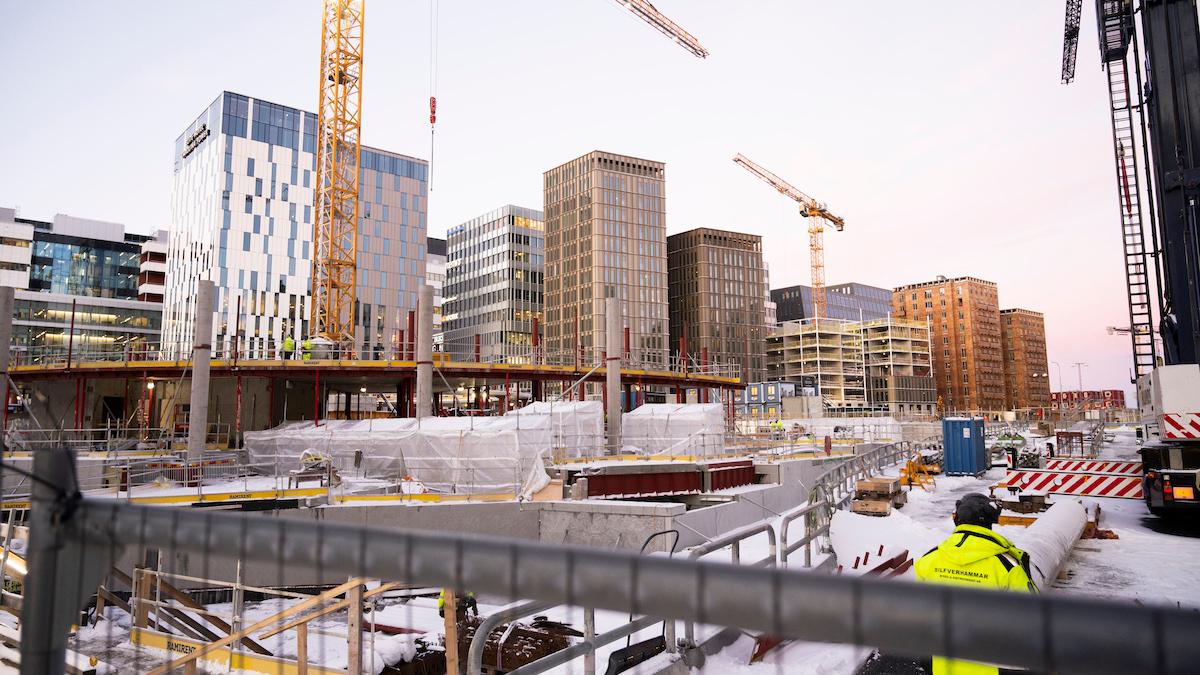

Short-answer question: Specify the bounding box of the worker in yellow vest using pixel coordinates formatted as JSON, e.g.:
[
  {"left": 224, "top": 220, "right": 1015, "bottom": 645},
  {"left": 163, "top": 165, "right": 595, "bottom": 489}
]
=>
[
  {"left": 282, "top": 335, "right": 295, "bottom": 360},
  {"left": 437, "top": 590, "right": 478, "bottom": 619},
  {"left": 301, "top": 338, "right": 313, "bottom": 361},
  {"left": 915, "top": 494, "right": 1036, "bottom": 675}
]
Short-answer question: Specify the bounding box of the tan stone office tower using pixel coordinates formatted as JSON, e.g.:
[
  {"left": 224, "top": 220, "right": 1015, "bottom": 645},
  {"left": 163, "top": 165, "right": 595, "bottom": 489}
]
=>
[
  {"left": 1000, "top": 308, "right": 1051, "bottom": 410},
  {"left": 892, "top": 275, "right": 1005, "bottom": 412},
  {"left": 667, "top": 227, "right": 766, "bottom": 382},
  {"left": 543, "top": 151, "right": 669, "bottom": 373}
]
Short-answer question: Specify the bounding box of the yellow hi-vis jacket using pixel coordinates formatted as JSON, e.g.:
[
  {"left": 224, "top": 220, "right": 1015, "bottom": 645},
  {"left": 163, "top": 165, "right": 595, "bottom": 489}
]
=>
[{"left": 914, "top": 524, "right": 1037, "bottom": 675}]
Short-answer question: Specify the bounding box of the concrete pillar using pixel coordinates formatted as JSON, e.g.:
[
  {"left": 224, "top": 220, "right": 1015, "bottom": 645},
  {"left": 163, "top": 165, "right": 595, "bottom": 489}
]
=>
[
  {"left": 606, "top": 297, "right": 622, "bottom": 456},
  {"left": 0, "top": 287, "right": 13, "bottom": 452},
  {"left": 416, "top": 284, "right": 434, "bottom": 418},
  {"left": 187, "top": 280, "right": 214, "bottom": 460}
]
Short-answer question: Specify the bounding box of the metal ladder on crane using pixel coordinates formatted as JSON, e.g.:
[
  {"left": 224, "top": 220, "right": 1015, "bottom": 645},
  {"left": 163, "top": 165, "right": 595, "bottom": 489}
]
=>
[{"left": 1100, "top": 0, "right": 1157, "bottom": 378}]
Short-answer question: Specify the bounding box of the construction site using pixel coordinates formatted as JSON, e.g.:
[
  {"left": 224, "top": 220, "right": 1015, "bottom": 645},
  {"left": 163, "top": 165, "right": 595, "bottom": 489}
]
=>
[{"left": 3, "top": 0, "right": 1200, "bottom": 674}]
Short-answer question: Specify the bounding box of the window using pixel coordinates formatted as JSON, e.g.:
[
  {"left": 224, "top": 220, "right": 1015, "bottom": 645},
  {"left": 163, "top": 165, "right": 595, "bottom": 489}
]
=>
[
  {"left": 242, "top": 232, "right": 251, "bottom": 251},
  {"left": 247, "top": 158, "right": 255, "bottom": 176},
  {"left": 244, "top": 196, "right": 253, "bottom": 214},
  {"left": 255, "top": 178, "right": 263, "bottom": 197}
]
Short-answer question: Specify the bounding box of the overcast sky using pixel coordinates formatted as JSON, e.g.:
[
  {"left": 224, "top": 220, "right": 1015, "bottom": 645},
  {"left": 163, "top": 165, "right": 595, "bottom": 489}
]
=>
[{"left": 0, "top": 1, "right": 1140, "bottom": 398}]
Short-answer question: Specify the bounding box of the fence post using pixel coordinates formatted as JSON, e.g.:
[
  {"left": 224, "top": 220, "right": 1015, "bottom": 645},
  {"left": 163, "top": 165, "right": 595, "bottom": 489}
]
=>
[{"left": 21, "top": 447, "right": 116, "bottom": 674}]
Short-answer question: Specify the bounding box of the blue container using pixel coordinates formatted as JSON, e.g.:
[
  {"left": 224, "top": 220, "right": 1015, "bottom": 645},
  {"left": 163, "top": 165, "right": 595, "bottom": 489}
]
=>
[
  {"left": 746, "top": 383, "right": 764, "bottom": 404},
  {"left": 942, "top": 417, "right": 987, "bottom": 476},
  {"left": 764, "top": 382, "right": 780, "bottom": 403}
]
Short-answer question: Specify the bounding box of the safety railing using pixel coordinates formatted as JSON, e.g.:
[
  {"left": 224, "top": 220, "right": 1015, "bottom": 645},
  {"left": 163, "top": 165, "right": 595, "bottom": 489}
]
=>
[
  {"left": 21, "top": 469, "right": 1197, "bottom": 675},
  {"left": 11, "top": 340, "right": 743, "bottom": 380},
  {"left": 779, "top": 500, "right": 832, "bottom": 568},
  {"left": 807, "top": 440, "right": 913, "bottom": 512},
  {"left": 683, "top": 519, "right": 777, "bottom": 647}
]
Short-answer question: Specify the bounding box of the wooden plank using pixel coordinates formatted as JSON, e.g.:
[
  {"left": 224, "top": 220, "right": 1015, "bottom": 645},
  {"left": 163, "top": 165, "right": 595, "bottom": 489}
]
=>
[
  {"left": 296, "top": 623, "right": 308, "bottom": 675},
  {"left": 443, "top": 591, "right": 459, "bottom": 675},
  {"left": 149, "top": 571, "right": 271, "bottom": 656},
  {"left": 256, "top": 582, "right": 403, "bottom": 640},
  {"left": 146, "top": 577, "right": 366, "bottom": 675}
]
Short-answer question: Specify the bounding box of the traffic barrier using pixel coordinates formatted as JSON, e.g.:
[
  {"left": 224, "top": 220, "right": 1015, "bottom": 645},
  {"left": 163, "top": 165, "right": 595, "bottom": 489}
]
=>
[
  {"left": 1044, "top": 459, "right": 1142, "bottom": 475},
  {"left": 1162, "top": 412, "right": 1200, "bottom": 440},
  {"left": 1004, "top": 469, "right": 1143, "bottom": 499}
]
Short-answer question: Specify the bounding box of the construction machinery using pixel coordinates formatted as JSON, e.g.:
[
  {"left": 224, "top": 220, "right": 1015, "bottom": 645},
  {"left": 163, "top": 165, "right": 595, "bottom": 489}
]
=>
[
  {"left": 1066, "top": 1, "right": 1200, "bottom": 516},
  {"left": 312, "top": 0, "right": 365, "bottom": 347},
  {"left": 611, "top": 0, "right": 709, "bottom": 58},
  {"left": 733, "top": 153, "right": 845, "bottom": 320}
]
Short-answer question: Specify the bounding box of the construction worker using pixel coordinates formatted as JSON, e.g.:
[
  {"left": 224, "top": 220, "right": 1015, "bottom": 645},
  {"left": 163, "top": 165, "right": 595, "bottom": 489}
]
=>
[
  {"left": 301, "top": 338, "right": 312, "bottom": 361},
  {"left": 282, "top": 334, "right": 295, "bottom": 360},
  {"left": 915, "top": 493, "right": 1037, "bottom": 675},
  {"left": 437, "top": 590, "right": 478, "bottom": 620}
]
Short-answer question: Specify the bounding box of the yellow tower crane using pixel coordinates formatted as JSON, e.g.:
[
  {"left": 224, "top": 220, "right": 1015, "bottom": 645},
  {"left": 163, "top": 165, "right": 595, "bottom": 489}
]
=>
[
  {"left": 313, "top": 0, "right": 365, "bottom": 346},
  {"left": 732, "top": 153, "right": 845, "bottom": 320}
]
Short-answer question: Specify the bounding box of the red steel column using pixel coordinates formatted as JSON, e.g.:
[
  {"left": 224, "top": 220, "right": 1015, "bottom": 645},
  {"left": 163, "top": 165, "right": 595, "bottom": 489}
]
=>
[{"left": 700, "top": 347, "right": 709, "bottom": 404}]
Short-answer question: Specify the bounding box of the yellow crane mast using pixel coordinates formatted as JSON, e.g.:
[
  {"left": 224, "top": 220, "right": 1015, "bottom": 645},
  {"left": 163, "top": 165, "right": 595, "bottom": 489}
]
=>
[
  {"left": 313, "top": 0, "right": 365, "bottom": 345},
  {"left": 732, "top": 153, "right": 845, "bottom": 320}
]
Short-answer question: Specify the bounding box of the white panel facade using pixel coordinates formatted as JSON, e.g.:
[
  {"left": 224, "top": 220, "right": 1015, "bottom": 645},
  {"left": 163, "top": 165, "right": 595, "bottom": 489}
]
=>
[{"left": 165, "top": 92, "right": 428, "bottom": 359}]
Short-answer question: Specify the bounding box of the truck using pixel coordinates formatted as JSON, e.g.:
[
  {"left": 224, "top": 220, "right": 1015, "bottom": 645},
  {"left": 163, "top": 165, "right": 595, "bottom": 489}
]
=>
[{"left": 1138, "top": 365, "right": 1200, "bottom": 516}]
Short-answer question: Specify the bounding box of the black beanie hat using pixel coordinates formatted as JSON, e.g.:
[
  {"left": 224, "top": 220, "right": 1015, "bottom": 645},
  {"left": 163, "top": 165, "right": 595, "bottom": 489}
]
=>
[{"left": 955, "top": 493, "right": 1001, "bottom": 527}]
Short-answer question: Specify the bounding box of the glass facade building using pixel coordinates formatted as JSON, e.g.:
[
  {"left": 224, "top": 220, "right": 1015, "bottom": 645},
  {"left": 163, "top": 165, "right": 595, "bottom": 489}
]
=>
[
  {"left": 0, "top": 208, "right": 164, "bottom": 361},
  {"left": 165, "top": 91, "right": 428, "bottom": 358},
  {"left": 544, "top": 151, "right": 668, "bottom": 368},
  {"left": 667, "top": 228, "right": 766, "bottom": 381},
  {"left": 442, "top": 206, "right": 545, "bottom": 362},
  {"left": 771, "top": 282, "right": 893, "bottom": 322}
]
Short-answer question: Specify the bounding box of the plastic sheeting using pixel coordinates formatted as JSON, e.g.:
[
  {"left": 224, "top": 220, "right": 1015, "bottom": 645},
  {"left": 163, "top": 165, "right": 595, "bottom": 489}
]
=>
[
  {"left": 776, "top": 417, "right": 902, "bottom": 442},
  {"left": 621, "top": 403, "right": 726, "bottom": 457},
  {"left": 242, "top": 416, "right": 551, "bottom": 498},
  {"left": 509, "top": 401, "right": 604, "bottom": 459}
]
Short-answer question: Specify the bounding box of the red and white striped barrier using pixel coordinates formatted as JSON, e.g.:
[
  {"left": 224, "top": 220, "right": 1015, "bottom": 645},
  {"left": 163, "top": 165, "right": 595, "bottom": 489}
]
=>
[
  {"left": 1044, "top": 459, "right": 1143, "bottom": 476},
  {"left": 1004, "top": 470, "right": 1144, "bottom": 499},
  {"left": 1162, "top": 413, "right": 1200, "bottom": 440}
]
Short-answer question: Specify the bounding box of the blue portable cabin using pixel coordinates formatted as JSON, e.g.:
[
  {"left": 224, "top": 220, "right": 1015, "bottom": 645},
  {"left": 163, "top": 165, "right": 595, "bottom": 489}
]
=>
[{"left": 942, "top": 417, "right": 987, "bottom": 476}]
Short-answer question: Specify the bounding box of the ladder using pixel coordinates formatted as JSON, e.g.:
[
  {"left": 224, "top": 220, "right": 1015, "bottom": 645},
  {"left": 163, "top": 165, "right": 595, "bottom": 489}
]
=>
[{"left": 1100, "top": 1, "right": 1157, "bottom": 378}]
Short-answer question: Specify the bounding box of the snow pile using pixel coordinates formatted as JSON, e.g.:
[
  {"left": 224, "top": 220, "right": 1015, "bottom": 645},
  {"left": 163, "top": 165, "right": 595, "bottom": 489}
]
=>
[
  {"left": 243, "top": 416, "right": 551, "bottom": 498},
  {"left": 622, "top": 403, "right": 725, "bottom": 457},
  {"left": 510, "top": 400, "right": 604, "bottom": 459},
  {"left": 830, "top": 509, "right": 942, "bottom": 576},
  {"left": 829, "top": 500, "right": 1087, "bottom": 588}
]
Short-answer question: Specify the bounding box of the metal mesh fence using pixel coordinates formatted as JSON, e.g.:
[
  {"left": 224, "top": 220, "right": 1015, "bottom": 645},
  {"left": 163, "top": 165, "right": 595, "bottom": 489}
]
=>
[{"left": 7, "top": 447, "right": 1200, "bottom": 674}]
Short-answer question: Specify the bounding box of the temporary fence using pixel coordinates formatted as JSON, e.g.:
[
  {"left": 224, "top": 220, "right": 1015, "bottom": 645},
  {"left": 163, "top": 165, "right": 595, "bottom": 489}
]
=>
[{"left": 12, "top": 447, "right": 1200, "bottom": 675}]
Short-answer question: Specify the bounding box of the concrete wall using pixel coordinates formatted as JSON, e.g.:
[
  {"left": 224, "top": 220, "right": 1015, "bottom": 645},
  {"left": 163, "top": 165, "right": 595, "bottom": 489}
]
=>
[
  {"left": 539, "top": 500, "right": 684, "bottom": 552},
  {"left": 901, "top": 422, "right": 941, "bottom": 442},
  {"left": 673, "top": 483, "right": 808, "bottom": 549}
]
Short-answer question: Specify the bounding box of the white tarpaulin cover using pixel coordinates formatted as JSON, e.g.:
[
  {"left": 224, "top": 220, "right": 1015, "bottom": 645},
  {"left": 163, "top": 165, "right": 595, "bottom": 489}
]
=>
[
  {"left": 243, "top": 416, "right": 551, "bottom": 497},
  {"left": 782, "top": 417, "right": 902, "bottom": 442},
  {"left": 622, "top": 403, "right": 725, "bottom": 457},
  {"left": 509, "top": 401, "right": 604, "bottom": 459}
]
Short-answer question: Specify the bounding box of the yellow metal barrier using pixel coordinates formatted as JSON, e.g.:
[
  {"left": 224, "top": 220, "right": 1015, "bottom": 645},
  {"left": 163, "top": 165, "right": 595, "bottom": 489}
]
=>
[{"left": 130, "top": 627, "right": 343, "bottom": 675}]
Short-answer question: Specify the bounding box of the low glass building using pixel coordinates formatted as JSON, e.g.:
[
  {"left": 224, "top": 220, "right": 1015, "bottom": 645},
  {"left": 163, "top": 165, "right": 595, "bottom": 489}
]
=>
[{"left": 0, "top": 208, "right": 165, "bottom": 363}]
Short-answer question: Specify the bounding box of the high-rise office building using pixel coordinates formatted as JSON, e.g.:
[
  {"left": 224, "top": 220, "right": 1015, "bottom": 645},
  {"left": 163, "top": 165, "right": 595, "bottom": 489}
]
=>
[
  {"left": 1000, "top": 308, "right": 1051, "bottom": 409},
  {"left": 0, "top": 207, "right": 164, "bottom": 360},
  {"left": 442, "top": 206, "right": 545, "bottom": 361},
  {"left": 772, "top": 282, "right": 892, "bottom": 322},
  {"left": 427, "top": 236, "right": 447, "bottom": 348},
  {"left": 164, "top": 91, "right": 428, "bottom": 358},
  {"left": 543, "top": 151, "right": 668, "bottom": 368},
  {"left": 667, "top": 227, "right": 766, "bottom": 381},
  {"left": 892, "top": 275, "right": 1005, "bottom": 412}
]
